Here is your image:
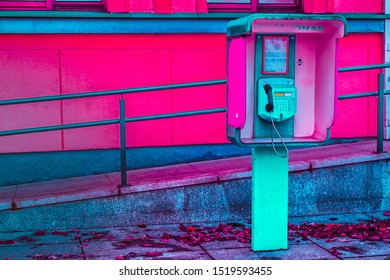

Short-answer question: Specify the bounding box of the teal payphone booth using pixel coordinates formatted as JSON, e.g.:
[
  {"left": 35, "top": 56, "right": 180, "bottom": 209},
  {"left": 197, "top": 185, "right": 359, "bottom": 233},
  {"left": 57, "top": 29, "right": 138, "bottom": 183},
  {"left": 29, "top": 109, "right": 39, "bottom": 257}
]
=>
[
  {"left": 226, "top": 14, "right": 347, "bottom": 251},
  {"left": 256, "top": 35, "right": 297, "bottom": 155}
]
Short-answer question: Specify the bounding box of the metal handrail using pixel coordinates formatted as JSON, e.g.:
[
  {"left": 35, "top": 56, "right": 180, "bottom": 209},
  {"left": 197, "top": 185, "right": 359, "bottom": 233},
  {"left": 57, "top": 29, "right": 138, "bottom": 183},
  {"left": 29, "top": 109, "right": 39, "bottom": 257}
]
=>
[
  {"left": 1, "top": 63, "right": 389, "bottom": 186},
  {"left": 338, "top": 63, "right": 390, "bottom": 154},
  {"left": 0, "top": 79, "right": 227, "bottom": 187},
  {"left": 0, "top": 80, "right": 227, "bottom": 107}
]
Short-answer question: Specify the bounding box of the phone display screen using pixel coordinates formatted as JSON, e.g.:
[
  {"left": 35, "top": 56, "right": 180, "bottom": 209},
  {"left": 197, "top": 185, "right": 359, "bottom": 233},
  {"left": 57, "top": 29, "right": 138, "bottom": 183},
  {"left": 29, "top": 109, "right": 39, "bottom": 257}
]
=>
[{"left": 262, "top": 36, "right": 289, "bottom": 74}]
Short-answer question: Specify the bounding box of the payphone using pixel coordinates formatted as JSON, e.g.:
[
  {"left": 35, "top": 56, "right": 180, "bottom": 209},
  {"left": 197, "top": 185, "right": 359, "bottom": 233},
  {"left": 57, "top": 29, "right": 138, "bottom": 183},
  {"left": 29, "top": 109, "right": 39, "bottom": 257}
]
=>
[
  {"left": 227, "top": 14, "right": 347, "bottom": 147},
  {"left": 226, "top": 14, "right": 347, "bottom": 252}
]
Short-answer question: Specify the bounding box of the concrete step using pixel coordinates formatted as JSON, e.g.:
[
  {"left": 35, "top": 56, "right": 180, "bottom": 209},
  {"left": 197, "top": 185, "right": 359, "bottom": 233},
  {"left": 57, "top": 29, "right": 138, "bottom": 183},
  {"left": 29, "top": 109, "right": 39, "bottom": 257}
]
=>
[{"left": 0, "top": 140, "right": 390, "bottom": 232}]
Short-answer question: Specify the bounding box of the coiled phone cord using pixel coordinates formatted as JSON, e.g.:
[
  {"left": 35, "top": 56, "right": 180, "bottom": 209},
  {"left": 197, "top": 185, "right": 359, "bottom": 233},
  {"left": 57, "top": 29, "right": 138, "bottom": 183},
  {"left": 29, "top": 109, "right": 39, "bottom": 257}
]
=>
[{"left": 269, "top": 111, "right": 289, "bottom": 158}]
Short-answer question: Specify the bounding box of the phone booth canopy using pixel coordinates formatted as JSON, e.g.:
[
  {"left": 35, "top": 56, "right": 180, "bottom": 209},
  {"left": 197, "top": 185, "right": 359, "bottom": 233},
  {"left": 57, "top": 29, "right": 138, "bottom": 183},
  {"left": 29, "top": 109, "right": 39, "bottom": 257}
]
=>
[{"left": 226, "top": 14, "right": 347, "bottom": 147}]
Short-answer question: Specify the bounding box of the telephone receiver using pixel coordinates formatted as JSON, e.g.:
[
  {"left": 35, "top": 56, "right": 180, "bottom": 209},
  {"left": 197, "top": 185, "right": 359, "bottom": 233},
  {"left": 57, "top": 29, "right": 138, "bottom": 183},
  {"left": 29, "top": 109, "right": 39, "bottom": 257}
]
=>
[{"left": 263, "top": 84, "right": 274, "bottom": 112}]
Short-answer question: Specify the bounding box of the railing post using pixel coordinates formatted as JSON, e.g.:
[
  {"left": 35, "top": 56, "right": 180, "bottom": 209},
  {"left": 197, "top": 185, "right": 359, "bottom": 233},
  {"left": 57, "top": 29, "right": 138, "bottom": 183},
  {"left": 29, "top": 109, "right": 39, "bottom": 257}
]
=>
[
  {"left": 377, "top": 71, "right": 384, "bottom": 154},
  {"left": 119, "top": 96, "right": 128, "bottom": 187}
]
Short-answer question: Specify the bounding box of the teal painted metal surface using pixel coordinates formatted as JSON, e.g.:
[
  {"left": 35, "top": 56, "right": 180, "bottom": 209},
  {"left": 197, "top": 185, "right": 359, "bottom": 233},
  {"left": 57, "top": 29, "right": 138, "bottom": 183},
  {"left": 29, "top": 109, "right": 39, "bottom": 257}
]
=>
[
  {"left": 0, "top": 11, "right": 389, "bottom": 20},
  {"left": 0, "top": 18, "right": 378, "bottom": 34},
  {"left": 119, "top": 98, "right": 127, "bottom": 187},
  {"left": 252, "top": 147, "right": 288, "bottom": 251},
  {"left": 0, "top": 108, "right": 226, "bottom": 137},
  {"left": 378, "top": 73, "right": 384, "bottom": 154},
  {"left": 0, "top": 119, "right": 119, "bottom": 137},
  {"left": 0, "top": 80, "right": 227, "bottom": 107},
  {"left": 337, "top": 64, "right": 390, "bottom": 154},
  {"left": 227, "top": 14, "right": 348, "bottom": 37},
  {"left": 125, "top": 108, "right": 226, "bottom": 123},
  {"left": 339, "top": 63, "right": 390, "bottom": 73},
  {"left": 338, "top": 91, "right": 378, "bottom": 100}
]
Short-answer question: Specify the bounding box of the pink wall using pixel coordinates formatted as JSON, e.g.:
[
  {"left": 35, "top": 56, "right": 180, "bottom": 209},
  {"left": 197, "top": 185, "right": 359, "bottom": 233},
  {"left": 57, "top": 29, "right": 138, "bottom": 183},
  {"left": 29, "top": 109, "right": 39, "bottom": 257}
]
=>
[
  {"left": 331, "top": 33, "right": 383, "bottom": 138},
  {"left": 0, "top": 33, "right": 384, "bottom": 153},
  {"left": 304, "top": 0, "right": 384, "bottom": 13},
  {"left": 0, "top": 34, "right": 226, "bottom": 153}
]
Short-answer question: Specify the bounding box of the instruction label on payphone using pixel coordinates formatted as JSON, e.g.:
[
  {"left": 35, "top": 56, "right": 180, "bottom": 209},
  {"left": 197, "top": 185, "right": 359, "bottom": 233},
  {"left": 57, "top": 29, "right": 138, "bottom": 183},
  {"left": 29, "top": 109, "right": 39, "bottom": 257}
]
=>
[{"left": 263, "top": 36, "right": 289, "bottom": 74}]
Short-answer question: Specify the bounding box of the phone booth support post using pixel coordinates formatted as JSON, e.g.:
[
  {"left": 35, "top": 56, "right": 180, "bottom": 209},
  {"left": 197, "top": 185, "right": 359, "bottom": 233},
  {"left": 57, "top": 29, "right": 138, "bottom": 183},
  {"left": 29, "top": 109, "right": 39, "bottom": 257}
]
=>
[{"left": 226, "top": 15, "right": 347, "bottom": 251}]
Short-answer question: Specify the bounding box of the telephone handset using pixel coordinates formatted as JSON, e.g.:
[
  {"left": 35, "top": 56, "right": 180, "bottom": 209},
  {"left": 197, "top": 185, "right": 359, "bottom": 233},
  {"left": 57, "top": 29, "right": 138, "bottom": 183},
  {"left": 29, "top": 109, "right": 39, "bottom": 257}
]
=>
[
  {"left": 263, "top": 84, "right": 274, "bottom": 113},
  {"left": 257, "top": 78, "right": 297, "bottom": 123}
]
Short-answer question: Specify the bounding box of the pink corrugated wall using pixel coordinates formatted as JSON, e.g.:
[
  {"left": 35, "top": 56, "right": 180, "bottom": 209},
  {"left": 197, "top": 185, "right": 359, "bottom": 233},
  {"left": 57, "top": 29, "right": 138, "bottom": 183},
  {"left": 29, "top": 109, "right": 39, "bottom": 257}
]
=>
[{"left": 0, "top": 33, "right": 383, "bottom": 153}]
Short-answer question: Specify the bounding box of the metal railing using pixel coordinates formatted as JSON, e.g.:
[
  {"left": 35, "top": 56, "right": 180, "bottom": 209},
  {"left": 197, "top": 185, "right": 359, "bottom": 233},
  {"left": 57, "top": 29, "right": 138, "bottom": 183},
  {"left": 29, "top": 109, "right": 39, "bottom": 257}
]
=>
[
  {"left": 0, "top": 63, "right": 389, "bottom": 187},
  {"left": 0, "top": 80, "right": 227, "bottom": 187},
  {"left": 338, "top": 63, "right": 390, "bottom": 154}
]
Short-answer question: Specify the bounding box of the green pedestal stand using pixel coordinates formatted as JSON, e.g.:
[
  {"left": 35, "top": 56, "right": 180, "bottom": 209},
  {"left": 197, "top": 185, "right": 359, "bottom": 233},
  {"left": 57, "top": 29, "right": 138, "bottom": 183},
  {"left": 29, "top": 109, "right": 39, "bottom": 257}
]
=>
[{"left": 251, "top": 147, "right": 289, "bottom": 251}]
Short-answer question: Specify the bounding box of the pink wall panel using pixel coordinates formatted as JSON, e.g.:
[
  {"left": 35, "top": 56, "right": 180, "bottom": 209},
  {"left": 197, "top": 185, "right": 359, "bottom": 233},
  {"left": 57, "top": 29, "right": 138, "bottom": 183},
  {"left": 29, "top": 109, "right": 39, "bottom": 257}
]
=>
[
  {"left": 107, "top": 0, "right": 128, "bottom": 12},
  {"left": 331, "top": 34, "right": 383, "bottom": 138},
  {"left": 304, "top": 0, "right": 328, "bottom": 13},
  {"left": 170, "top": 48, "right": 227, "bottom": 145},
  {"left": 195, "top": 0, "right": 208, "bottom": 12},
  {"left": 172, "top": 0, "right": 196, "bottom": 13},
  {"left": 60, "top": 48, "right": 172, "bottom": 149},
  {"left": 0, "top": 50, "right": 62, "bottom": 153},
  {"left": 129, "top": 0, "right": 153, "bottom": 12},
  {"left": 153, "top": 0, "right": 172, "bottom": 13},
  {"left": 331, "top": 0, "right": 383, "bottom": 13}
]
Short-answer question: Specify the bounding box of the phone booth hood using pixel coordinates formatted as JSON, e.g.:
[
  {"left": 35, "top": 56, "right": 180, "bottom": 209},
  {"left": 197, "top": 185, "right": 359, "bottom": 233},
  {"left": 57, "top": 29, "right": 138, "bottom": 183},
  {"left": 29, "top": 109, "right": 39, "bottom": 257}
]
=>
[{"left": 226, "top": 14, "right": 348, "bottom": 147}]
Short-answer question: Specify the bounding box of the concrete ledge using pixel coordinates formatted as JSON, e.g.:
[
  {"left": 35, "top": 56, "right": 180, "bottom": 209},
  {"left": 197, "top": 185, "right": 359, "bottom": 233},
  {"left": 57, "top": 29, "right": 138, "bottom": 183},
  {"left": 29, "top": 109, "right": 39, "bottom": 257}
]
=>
[{"left": 0, "top": 140, "right": 389, "bottom": 214}]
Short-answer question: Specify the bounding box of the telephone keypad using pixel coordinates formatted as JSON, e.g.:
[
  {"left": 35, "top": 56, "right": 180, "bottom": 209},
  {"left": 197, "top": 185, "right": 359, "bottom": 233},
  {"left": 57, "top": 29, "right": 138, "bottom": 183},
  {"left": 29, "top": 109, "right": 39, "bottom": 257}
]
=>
[{"left": 275, "top": 100, "right": 293, "bottom": 113}]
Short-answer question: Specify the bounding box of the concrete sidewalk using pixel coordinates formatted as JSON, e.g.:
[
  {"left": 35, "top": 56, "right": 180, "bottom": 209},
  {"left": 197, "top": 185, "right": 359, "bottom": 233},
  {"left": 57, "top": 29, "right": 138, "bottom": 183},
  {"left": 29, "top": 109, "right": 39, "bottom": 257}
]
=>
[
  {"left": 1, "top": 140, "right": 390, "bottom": 212},
  {"left": 0, "top": 212, "right": 389, "bottom": 260},
  {"left": 1, "top": 140, "right": 390, "bottom": 260}
]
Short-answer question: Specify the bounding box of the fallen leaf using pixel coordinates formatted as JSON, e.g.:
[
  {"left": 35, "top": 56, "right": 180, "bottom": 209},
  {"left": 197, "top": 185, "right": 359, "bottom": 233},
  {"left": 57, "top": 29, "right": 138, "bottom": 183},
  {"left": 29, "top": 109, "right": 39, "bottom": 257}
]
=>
[
  {"left": 0, "top": 240, "right": 16, "bottom": 245},
  {"left": 143, "top": 251, "right": 162, "bottom": 257},
  {"left": 51, "top": 231, "right": 69, "bottom": 236}
]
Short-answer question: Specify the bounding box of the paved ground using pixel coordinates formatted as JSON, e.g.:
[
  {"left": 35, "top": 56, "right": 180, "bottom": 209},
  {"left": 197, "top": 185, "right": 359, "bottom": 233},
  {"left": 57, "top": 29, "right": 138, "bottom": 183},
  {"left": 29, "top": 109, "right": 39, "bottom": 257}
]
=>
[
  {"left": 1, "top": 212, "right": 389, "bottom": 260},
  {"left": 1, "top": 140, "right": 390, "bottom": 212}
]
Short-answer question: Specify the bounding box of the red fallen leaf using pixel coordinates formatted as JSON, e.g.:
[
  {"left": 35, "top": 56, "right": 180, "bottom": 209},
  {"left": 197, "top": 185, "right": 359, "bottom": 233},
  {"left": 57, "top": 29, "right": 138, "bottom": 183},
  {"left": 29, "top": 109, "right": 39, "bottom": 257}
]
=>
[
  {"left": 160, "top": 233, "right": 172, "bottom": 242},
  {"left": 143, "top": 251, "right": 162, "bottom": 257},
  {"left": 186, "top": 226, "right": 196, "bottom": 233},
  {"left": 51, "top": 231, "right": 68, "bottom": 236},
  {"left": 34, "top": 230, "right": 46, "bottom": 236},
  {"left": 384, "top": 211, "right": 390, "bottom": 216},
  {"left": 0, "top": 240, "right": 16, "bottom": 245},
  {"left": 179, "top": 224, "right": 187, "bottom": 232},
  {"left": 137, "top": 224, "right": 147, "bottom": 229},
  {"left": 141, "top": 234, "right": 154, "bottom": 240},
  {"left": 116, "top": 255, "right": 125, "bottom": 260},
  {"left": 105, "top": 234, "right": 115, "bottom": 240},
  {"left": 17, "top": 236, "right": 34, "bottom": 242},
  {"left": 142, "top": 243, "right": 153, "bottom": 247},
  {"left": 124, "top": 236, "right": 134, "bottom": 241},
  {"left": 127, "top": 252, "right": 137, "bottom": 258}
]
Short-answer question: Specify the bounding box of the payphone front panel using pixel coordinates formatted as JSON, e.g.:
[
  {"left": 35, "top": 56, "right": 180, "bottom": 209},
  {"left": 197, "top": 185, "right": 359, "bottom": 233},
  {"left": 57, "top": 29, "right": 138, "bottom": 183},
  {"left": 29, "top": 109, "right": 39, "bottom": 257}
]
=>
[
  {"left": 226, "top": 15, "right": 347, "bottom": 146},
  {"left": 254, "top": 34, "right": 297, "bottom": 140}
]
